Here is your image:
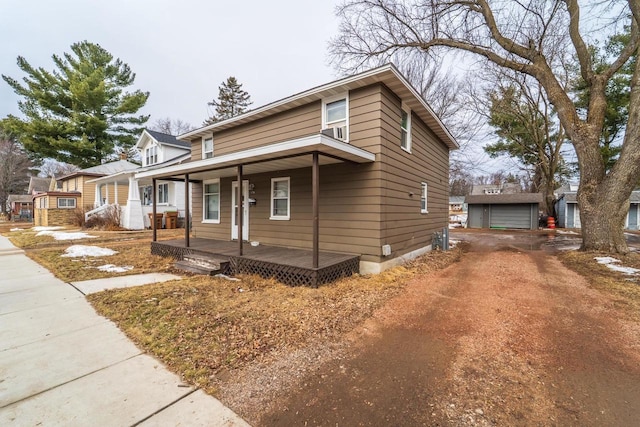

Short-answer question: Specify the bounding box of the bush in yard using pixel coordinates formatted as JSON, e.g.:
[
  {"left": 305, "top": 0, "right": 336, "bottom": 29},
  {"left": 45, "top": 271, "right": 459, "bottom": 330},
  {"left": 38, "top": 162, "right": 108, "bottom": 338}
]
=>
[{"left": 85, "top": 205, "right": 122, "bottom": 230}]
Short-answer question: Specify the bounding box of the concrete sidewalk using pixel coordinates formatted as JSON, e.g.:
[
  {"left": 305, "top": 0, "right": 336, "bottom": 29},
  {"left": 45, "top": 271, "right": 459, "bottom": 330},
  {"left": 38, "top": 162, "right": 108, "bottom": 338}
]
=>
[{"left": 0, "top": 235, "right": 250, "bottom": 426}]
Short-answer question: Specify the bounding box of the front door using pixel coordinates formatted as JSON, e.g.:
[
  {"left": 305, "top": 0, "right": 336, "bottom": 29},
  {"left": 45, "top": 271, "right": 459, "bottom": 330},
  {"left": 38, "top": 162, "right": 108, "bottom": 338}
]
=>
[{"left": 231, "top": 180, "right": 249, "bottom": 240}]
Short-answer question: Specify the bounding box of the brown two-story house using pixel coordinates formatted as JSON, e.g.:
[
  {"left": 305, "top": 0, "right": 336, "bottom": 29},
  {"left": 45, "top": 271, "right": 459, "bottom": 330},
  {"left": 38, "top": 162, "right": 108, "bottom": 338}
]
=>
[{"left": 139, "top": 64, "right": 457, "bottom": 285}]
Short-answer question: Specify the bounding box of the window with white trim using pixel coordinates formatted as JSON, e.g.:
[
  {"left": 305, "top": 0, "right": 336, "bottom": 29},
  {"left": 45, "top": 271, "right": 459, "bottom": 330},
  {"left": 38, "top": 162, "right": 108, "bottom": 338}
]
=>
[
  {"left": 158, "top": 183, "right": 169, "bottom": 204},
  {"left": 203, "top": 137, "right": 214, "bottom": 159},
  {"left": 203, "top": 179, "right": 220, "bottom": 223},
  {"left": 401, "top": 105, "right": 412, "bottom": 152},
  {"left": 421, "top": 182, "right": 428, "bottom": 213},
  {"left": 145, "top": 145, "right": 158, "bottom": 166},
  {"left": 39, "top": 197, "right": 47, "bottom": 209},
  {"left": 57, "top": 198, "right": 76, "bottom": 209},
  {"left": 322, "top": 94, "right": 348, "bottom": 141},
  {"left": 270, "top": 177, "right": 290, "bottom": 220}
]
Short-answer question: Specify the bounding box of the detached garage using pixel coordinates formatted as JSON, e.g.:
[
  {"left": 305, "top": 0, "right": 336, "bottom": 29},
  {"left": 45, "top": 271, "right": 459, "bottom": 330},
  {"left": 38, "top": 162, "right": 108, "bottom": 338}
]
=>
[{"left": 466, "top": 193, "right": 543, "bottom": 230}]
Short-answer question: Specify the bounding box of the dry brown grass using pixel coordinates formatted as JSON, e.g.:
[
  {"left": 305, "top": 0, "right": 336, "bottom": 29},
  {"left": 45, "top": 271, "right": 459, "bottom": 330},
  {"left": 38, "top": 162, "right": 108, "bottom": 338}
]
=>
[
  {"left": 2, "top": 226, "right": 184, "bottom": 281},
  {"left": 88, "top": 247, "right": 464, "bottom": 395},
  {"left": 27, "top": 242, "right": 176, "bottom": 282},
  {"left": 559, "top": 250, "right": 640, "bottom": 320}
]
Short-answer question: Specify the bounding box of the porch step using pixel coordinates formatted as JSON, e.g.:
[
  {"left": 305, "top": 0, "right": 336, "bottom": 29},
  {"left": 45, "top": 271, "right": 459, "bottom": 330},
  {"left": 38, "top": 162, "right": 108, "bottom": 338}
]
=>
[{"left": 174, "top": 254, "right": 229, "bottom": 276}]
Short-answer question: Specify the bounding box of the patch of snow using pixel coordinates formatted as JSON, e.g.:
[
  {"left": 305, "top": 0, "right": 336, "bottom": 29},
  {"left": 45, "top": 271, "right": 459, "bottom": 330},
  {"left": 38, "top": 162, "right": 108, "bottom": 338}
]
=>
[
  {"left": 32, "top": 226, "right": 64, "bottom": 231},
  {"left": 556, "top": 230, "right": 579, "bottom": 235},
  {"left": 594, "top": 256, "right": 621, "bottom": 265},
  {"left": 557, "top": 245, "right": 582, "bottom": 251},
  {"left": 606, "top": 264, "right": 640, "bottom": 275},
  {"left": 215, "top": 274, "right": 240, "bottom": 282},
  {"left": 62, "top": 245, "right": 118, "bottom": 258},
  {"left": 10, "top": 228, "right": 24, "bottom": 231},
  {"left": 594, "top": 256, "right": 640, "bottom": 275},
  {"left": 449, "top": 239, "right": 460, "bottom": 248},
  {"left": 96, "top": 264, "right": 133, "bottom": 273},
  {"left": 36, "top": 230, "right": 96, "bottom": 240}
]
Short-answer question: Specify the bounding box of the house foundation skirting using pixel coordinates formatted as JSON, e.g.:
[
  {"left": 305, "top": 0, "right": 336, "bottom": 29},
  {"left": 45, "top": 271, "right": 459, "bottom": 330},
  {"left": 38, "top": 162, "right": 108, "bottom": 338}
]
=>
[
  {"left": 230, "top": 256, "right": 359, "bottom": 288},
  {"left": 359, "top": 244, "right": 433, "bottom": 275}
]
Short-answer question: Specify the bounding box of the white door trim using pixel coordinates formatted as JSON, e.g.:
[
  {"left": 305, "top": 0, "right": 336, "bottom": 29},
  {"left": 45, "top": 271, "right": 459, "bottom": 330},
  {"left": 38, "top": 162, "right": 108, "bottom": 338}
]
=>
[{"left": 231, "top": 180, "right": 249, "bottom": 240}]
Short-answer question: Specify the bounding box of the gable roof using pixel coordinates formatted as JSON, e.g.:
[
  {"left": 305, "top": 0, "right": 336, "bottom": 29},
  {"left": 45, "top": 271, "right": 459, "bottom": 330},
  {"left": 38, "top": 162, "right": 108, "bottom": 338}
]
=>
[
  {"left": 179, "top": 63, "right": 458, "bottom": 150},
  {"left": 137, "top": 129, "right": 191, "bottom": 150},
  {"left": 59, "top": 160, "right": 140, "bottom": 180},
  {"left": 28, "top": 177, "right": 51, "bottom": 194}
]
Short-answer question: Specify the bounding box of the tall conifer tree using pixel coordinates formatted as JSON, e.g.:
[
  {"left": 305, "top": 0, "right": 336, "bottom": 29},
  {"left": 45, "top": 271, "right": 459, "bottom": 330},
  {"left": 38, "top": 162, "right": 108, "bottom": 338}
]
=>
[
  {"left": 203, "top": 77, "right": 252, "bottom": 125},
  {"left": 2, "top": 41, "right": 149, "bottom": 168}
]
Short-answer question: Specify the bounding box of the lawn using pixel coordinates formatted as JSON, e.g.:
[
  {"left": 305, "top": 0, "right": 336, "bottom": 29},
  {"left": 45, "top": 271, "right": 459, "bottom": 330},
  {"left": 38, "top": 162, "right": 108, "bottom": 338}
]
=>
[
  {"left": 559, "top": 250, "right": 640, "bottom": 321},
  {"left": 88, "top": 248, "right": 463, "bottom": 395},
  {"left": 3, "top": 225, "right": 182, "bottom": 282}
]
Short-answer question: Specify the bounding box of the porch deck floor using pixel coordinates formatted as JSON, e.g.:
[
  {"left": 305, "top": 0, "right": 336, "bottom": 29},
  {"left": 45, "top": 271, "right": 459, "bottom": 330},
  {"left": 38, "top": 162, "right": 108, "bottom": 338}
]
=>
[{"left": 155, "top": 238, "right": 358, "bottom": 269}]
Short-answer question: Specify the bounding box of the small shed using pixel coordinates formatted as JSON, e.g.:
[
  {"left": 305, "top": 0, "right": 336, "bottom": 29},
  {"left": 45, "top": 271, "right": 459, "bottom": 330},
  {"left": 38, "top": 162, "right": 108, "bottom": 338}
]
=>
[{"left": 466, "top": 193, "right": 543, "bottom": 230}]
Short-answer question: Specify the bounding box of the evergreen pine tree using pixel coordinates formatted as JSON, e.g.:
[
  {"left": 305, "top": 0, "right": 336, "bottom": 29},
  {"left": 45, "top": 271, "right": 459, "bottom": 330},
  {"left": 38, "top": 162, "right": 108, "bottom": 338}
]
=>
[
  {"left": 203, "top": 77, "right": 252, "bottom": 125},
  {"left": 2, "top": 41, "right": 149, "bottom": 168}
]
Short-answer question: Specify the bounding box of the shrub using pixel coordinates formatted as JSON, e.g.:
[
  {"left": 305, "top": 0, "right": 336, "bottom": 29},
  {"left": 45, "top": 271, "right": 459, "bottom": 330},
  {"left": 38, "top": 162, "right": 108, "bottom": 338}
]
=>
[{"left": 85, "top": 205, "right": 123, "bottom": 230}]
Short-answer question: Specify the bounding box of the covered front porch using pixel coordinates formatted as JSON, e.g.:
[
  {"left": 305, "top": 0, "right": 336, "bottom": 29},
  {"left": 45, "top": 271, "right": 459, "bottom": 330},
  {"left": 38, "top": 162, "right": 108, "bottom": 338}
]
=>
[
  {"left": 137, "top": 133, "right": 376, "bottom": 287},
  {"left": 152, "top": 238, "right": 360, "bottom": 287}
]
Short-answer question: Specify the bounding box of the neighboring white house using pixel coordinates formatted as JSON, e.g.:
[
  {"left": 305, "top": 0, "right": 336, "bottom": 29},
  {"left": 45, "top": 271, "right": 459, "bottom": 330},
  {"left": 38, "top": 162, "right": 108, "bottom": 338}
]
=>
[
  {"left": 87, "top": 130, "right": 191, "bottom": 230},
  {"left": 555, "top": 183, "right": 640, "bottom": 230}
]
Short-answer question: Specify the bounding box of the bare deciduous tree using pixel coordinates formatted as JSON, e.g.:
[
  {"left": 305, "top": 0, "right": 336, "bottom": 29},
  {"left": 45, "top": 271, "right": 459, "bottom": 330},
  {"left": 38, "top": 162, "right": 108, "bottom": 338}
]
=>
[
  {"left": 0, "top": 133, "right": 33, "bottom": 215},
  {"left": 149, "top": 117, "right": 194, "bottom": 136},
  {"left": 38, "top": 159, "right": 79, "bottom": 178},
  {"left": 332, "top": 0, "right": 640, "bottom": 253}
]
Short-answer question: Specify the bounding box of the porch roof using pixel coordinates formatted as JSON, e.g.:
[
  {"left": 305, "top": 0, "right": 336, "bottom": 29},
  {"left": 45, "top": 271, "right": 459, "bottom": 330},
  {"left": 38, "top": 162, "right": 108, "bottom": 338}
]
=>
[{"left": 134, "top": 133, "right": 376, "bottom": 181}]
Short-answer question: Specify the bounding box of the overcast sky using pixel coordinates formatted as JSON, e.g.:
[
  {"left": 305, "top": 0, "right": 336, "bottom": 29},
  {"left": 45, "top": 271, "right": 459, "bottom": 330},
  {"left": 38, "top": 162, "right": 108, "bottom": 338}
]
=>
[{"left": 0, "top": 0, "right": 340, "bottom": 130}]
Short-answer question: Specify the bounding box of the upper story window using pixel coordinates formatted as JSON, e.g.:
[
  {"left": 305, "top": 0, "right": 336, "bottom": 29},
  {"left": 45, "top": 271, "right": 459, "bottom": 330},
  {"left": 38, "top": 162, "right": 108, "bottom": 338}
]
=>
[
  {"left": 270, "top": 177, "right": 290, "bottom": 220},
  {"left": 322, "top": 94, "right": 348, "bottom": 142},
  {"left": 401, "top": 104, "right": 412, "bottom": 152},
  {"left": 145, "top": 145, "right": 158, "bottom": 166},
  {"left": 38, "top": 197, "right": 47, "bottom": 209},
  {"left": 203, "top": 137, "right": 214, "bottom": 159}
]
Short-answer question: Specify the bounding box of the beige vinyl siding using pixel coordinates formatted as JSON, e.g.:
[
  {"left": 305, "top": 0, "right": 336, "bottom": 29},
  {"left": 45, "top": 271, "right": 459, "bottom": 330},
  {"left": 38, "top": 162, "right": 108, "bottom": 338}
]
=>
[
  {"left": 192, "top": 162, "right": 384, "bottom": 261},
  {"left": 189, "top": 103, "right": 321, "bottom": 161}
]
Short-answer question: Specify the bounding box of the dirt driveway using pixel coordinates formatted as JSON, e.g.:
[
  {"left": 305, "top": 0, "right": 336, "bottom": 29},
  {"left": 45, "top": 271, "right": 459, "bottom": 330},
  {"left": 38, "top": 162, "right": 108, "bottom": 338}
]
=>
[{"left": 244, "top": 230, "right": 640, "bottom": 426}]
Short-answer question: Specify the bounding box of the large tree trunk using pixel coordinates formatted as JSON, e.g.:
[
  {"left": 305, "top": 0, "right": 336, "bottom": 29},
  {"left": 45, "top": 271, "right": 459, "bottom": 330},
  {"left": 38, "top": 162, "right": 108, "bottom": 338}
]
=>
[{"left": 578, "top": 185, "right": 630, "bottom": 253}]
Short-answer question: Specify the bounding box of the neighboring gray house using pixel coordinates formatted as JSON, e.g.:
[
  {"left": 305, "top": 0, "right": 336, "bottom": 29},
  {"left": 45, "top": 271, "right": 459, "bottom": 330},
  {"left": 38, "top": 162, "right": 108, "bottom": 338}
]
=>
[
  {"left": 556, "top": 184, "right": 640, "bottom": 230},
  {"left": 466, "top": 193, "right": 543, "bottom": 230}
]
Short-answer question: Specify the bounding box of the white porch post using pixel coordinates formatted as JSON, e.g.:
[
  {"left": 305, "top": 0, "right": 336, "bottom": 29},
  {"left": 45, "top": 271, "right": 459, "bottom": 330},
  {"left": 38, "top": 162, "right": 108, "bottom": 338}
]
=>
[
  {"left": 114, "top": 181, "right": 119, "bottom": 205},
  {"left": 123, "top": 176, "right": 144, "bottom": 230}
]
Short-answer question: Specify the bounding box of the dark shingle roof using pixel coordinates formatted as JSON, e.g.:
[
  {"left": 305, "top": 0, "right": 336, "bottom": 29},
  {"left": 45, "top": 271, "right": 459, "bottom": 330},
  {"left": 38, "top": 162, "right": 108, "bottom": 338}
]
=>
[
  {"left": 28, "top": 177, "right": 51, "bottom": 194},
  {"left": 146, "top": 130, "right": 190, "bottom": 149},
  {"left": 466, "top": 193, "right": 543, "bottom": 205}
]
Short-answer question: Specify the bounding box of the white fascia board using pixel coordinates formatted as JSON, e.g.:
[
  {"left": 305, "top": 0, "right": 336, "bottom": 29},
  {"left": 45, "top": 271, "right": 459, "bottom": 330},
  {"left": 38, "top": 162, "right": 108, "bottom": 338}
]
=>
[
  {"left": 178, "top": 65, "right": 399, "bottom": 140},
  {"left": 135, "top": 134, "right": 375, "bottom": 180},
  {"left": 86, "top": 170, "right": 137, "bottom": 184},
  {"left": 135, "top": 130, "right": 154, "bottom": 150},
  {"left": 388, "top": 67, "right": 459, "bottom": 149}
]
